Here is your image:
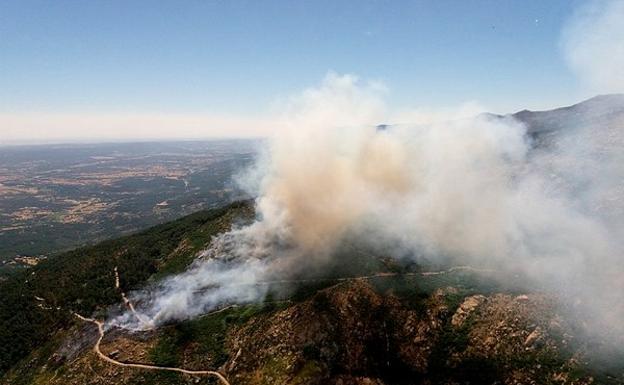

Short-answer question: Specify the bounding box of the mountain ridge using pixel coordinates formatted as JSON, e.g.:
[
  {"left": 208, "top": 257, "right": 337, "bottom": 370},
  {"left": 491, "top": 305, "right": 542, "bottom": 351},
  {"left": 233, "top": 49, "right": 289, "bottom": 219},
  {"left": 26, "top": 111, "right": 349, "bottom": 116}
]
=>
[{"left": 2, "top": 95, "right": 624, "bottom": 384}]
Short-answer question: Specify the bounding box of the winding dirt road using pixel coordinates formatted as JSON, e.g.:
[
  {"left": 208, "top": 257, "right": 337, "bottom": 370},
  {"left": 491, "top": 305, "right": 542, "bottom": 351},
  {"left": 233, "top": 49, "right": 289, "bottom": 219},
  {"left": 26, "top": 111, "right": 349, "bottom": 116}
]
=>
[
  {"left": 70, "top": 264, "right": 492, "bottom": 385},
  {"left": 73, "top": 312, "right": 231, "bottom": 384},
  {"left": 69, "top": 267, "right": 232, "bottom": 384}
]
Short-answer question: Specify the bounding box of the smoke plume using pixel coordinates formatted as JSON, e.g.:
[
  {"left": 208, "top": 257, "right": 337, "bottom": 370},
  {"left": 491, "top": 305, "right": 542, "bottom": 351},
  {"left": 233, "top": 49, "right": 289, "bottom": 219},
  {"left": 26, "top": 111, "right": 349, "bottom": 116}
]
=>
[{"left": 111, "top": 73, "right": 624, "bottom": 350}]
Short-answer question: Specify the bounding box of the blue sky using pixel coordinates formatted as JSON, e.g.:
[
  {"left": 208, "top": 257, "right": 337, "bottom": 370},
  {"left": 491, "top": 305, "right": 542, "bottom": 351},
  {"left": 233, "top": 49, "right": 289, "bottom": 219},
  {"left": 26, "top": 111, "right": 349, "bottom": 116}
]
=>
[{"left": 1, "top": 0, "right": 616, "bottom": 142}]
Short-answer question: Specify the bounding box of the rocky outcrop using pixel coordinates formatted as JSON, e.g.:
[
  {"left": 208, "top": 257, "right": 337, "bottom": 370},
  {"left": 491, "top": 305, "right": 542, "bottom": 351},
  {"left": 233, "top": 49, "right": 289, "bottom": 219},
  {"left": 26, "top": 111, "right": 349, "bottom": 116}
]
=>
[
  {"left": 221, "top": 282, "right": 598, "bottom": 385},
  {"left": 6, "top": 280, "right": 610, "bottom": 385}
]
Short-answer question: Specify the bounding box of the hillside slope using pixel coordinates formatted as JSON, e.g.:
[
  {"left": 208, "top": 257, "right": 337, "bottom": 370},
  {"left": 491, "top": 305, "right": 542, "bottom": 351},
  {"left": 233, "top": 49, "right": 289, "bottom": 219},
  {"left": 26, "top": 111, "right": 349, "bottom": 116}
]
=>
[
  {"left": 3, "top": 95, "right": 624, "bottom": 384},
  {"left": 0, "top": 201, "right": 254, "bottom": 377},
  {"left": 5, "top": 269, "right": 623, "bottom": 385}
]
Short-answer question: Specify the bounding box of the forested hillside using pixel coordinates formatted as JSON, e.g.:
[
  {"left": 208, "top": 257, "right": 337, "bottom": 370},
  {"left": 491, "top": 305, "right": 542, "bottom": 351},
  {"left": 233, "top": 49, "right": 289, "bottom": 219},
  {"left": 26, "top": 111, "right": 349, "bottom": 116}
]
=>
[{"left": 0, "top": 201, "right": 254, "bottom": 375}]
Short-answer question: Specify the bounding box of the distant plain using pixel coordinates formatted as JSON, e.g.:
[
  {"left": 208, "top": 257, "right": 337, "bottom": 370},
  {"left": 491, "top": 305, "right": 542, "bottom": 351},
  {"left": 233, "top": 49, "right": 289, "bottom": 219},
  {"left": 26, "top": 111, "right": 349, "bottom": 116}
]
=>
[{"left": 0, "top": 140, "right": 258, "bottom": 274}]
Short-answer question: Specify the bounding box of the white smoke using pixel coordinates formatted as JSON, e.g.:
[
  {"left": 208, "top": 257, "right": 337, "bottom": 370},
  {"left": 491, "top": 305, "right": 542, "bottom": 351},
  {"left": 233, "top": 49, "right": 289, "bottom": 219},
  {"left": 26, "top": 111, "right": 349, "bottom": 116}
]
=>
[
  {"left": 562, "top": 0, "right": 624, "bottom": 93},
  {"left": 112, "top": 73, "right": 624, "bottom": 348},
  {"left": 110, "top": 230, "right": 271, "bottom": 329}
]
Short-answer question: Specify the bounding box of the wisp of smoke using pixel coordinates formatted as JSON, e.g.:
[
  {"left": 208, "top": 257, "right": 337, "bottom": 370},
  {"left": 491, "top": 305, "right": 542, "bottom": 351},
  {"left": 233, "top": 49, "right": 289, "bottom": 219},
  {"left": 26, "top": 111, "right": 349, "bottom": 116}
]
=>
[
  {"left": 112, "top": 74, "right": 623, "bottom": 349},
  {"left": 562, "top": 0, "right": 624, "bottom": 93},
  {"left": 109, "top": 230, "right": 270, "bottom": 329}
]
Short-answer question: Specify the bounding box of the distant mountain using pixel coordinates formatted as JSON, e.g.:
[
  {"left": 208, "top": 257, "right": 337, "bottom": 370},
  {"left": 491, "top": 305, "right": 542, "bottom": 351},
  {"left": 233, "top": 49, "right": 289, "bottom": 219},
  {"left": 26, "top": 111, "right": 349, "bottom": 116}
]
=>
[{"left": 495, "top": 94, "right": 624, "bottom": 145}]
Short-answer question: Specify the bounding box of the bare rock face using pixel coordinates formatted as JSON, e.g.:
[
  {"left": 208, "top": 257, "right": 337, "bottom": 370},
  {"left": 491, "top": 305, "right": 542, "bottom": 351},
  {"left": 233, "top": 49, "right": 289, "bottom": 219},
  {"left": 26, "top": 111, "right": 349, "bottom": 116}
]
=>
[
  {"left": 451, "top": 295, "right": 485, "bottom": 327},
  {"left": 524, "top": 327, "right": 543, "bottom": 347},
  {"left": 462, "top": 294, "right": 560, "bottom": 357},
  {"left": 392, "top": 287, "right": 449, "bottom": 373},
  {"left": 225, "top": 280, "right": 398, "bottom": 385},
  {"left": 8, "top": 281, "right": 607, "bottom": 385},
  {"left": 220, "top": 282, "right": 597, "bottom": 385}
]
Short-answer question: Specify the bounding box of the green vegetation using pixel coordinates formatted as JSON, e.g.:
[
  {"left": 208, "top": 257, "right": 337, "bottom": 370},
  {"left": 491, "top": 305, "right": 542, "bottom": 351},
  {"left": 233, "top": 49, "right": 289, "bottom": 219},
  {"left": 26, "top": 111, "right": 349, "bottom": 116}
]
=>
[
  {"left": 0, "top": 201, "right": 252, "bottom": 376},
  {"left": 150, "top": 329, "right": 183, "bottom": 367},
  {"left": 291, "top": 360, "right": 324, "bottom": 384},
  {"left": 128, "top": 303, "right": 280, "bottom": 385},
  {"left": 0, "top": 197, "right": 616, "bottom": 384}
]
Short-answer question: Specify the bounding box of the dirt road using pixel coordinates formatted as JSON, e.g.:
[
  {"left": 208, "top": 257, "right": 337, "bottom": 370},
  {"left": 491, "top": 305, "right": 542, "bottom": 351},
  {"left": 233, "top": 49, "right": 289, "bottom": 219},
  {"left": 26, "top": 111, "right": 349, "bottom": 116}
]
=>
[
  {"left": 73, "top": 312, "right": 231, "bottom": 385},
  {"left": 70, "top": 264, "right": 492, "bottom": 385},
  {"left": 68, "top": 267, "right": 232, "bottom": 384}
]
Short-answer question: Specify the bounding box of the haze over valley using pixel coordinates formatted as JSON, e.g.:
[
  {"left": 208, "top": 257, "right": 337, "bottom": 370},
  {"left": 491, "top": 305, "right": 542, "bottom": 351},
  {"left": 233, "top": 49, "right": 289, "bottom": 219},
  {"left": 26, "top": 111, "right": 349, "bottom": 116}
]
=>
[
  {"left": 2, "top": 1, "right": 624, "bottom": 384},
  {"left": 0, "top": 140, "right": 257, "bottom": 274}
]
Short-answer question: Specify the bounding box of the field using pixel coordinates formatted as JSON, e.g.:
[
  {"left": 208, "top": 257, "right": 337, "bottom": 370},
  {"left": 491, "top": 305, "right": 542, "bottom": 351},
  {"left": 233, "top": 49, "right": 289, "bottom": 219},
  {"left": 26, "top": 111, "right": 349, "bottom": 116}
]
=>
[{"left": 0, "top": 140, "right": 258, "bottom": 274}]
